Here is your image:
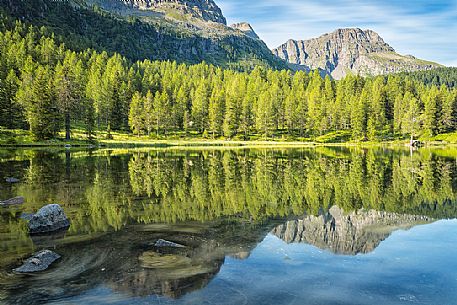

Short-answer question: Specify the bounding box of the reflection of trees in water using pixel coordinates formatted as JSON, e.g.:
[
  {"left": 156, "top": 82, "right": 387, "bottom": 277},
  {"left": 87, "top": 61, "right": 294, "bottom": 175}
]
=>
[
  {"left": 128, "top": 149, "right": 457, "bottom": 225},
  {"left": 1, "top": 148, "right": 457, "bottom": 259}
]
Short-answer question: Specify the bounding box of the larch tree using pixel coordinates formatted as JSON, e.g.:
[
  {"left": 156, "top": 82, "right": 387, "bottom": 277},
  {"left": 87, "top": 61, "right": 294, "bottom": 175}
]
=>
[{"left": 129, "top": 91, "right": 144, "bottom": 136}]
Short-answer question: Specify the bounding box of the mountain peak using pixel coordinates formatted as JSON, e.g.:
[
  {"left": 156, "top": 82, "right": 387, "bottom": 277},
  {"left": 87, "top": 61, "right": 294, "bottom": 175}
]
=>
[
  {"left": 230, "top": 22, "right": 260, "bottom": 39},
  {"left": 273, "top": 28, "right": 440, "bottom": 79}
]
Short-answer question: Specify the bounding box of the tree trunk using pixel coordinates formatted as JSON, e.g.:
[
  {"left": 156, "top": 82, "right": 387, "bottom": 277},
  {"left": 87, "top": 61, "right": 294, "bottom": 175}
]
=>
[{"left": 65, "top": 111, "right": 71, "bottom": 141}]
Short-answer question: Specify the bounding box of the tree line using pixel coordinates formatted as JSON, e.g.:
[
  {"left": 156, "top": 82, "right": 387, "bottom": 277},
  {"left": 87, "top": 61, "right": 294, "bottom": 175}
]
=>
[
  {"left": 399, "top": 67, "right": 457, "bottom": 88},
  {"left": 1, "top": 21, "right": 457, "bottom": 141}
]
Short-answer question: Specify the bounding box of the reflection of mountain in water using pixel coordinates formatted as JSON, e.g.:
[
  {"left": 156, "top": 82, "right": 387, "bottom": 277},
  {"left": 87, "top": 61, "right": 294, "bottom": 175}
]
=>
[
  {"left": 2, "top": 220, "right": 281, "bottom": 304},
  {"left": 271, "top": 206, "right": 432, "bottom": 255},
  {"left": 1, "top": 207, "right": 436, "bottom": 304}
]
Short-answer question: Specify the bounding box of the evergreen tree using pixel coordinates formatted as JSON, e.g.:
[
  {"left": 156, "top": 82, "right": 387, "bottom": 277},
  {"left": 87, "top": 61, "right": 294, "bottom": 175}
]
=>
[
  {"left": 439, "top": 85, "right": 454, "bottom": 133},
  {"left": 423, "top": 86, "right": 439, "bottom": 137},
  {"left": 208, "top": 83, "right": 224, "bottom": 138},
  {"left": 0, "top": 69, "right": 22, "bottom": 129},
  {"left": 191, "top": 80, "right": 209, "bottom": 133},
  {"left": 352, "top": 85, "right": 368, "bottom": 140},
  {"left": 152, "top": 90, "right": 169, "bottom": 136},
  {"left": 402, "top": 92, "right": 421, "bottom": 141},
  {"left": 256, "top": 88, "right": 274, "bottom": 139},
  {"left": 367, "top": 78, "right": 387, "bottom": 140},
  {"left": 129, "top": 92, "right": 144, "bottom": 136},
  {"left": 54, "top": 52, "right": 80, "bottom": 140},
  {"left": 26, "top": 66, "right": 59, "bottom": 140},
  {"left": 223, "top": 75, "right": 243, "bottom": 138},
  {"left": 144, "top": 90, "right": 154, "bottom": 136}
]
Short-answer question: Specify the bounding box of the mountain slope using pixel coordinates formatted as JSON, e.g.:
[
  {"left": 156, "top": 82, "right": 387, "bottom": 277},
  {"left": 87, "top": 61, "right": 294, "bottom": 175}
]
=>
[
  {"left": 0, "top": 0, "right": 286, "bottom": 70},
  {"left": 85, "top": 0, "right": 227, "bottom": 24},
  {"left": 272, "top": 28, "right": 441, "bottom": 79}
]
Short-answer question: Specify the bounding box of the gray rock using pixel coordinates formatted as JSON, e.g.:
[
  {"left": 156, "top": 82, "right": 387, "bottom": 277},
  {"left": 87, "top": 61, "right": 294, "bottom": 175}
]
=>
[
  {"left": 93, "top": 0, "right": 227, "bottom": 24},
  {"left": 272, "top": 28, "right": 441, "bottom": 79},
  {"left": 5, "top": 177, "right": 20, "bottom": 183},
  {"left": 154, "top": 239, "right": 185, "bottom": 248},
  {"left": 230, "top": 22, "right": 260, "bottom": 40},
  {"left": 0, "top": 196, "right": 25, "bottom": 206},
  {"left": 28, "top": 204, "right": 70, "bottom": 234},
  {"left": 13, "top": 250, "right": 61, "bottom": 273}
]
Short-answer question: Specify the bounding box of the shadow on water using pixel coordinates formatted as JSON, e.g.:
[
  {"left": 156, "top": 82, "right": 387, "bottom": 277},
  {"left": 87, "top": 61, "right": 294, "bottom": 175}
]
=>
[{"left": 0, "top": 146, "right": 456, "bottom": 304}]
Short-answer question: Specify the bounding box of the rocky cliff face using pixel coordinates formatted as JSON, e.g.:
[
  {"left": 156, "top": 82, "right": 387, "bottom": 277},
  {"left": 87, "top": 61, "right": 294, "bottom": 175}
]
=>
[
  {"left": 272, "top": 28, "right": 441, "bottom": 79},
  {"left": 87, "top": 0, "right": 226, "bottom": 24},
  {"left": 271, "top": 206, "right": 432, "bottom": 255},
  {"left": 230, "top": 22, "right": 259, "bottom": 39}
]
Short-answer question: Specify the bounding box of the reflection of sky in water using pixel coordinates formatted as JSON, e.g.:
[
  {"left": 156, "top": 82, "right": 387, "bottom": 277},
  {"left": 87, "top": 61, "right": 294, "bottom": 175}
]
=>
[{"left": 55, "top": 220, "right": 457, "bottom": 305}]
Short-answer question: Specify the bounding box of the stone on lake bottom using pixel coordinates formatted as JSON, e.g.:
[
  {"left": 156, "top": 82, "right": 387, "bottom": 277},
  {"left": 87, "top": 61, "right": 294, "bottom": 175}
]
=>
[
  {"left": 5, "top": 177, "right": 20, "bottom": 183},
  {"left": 0, "top": 196, "right": 25, "bottom": 206},
  {"left": 13, "top": 250, "right": 61, "bottom": 273},
  {"left": 154, "top": 239, "right": 186, "bottom": 248}
]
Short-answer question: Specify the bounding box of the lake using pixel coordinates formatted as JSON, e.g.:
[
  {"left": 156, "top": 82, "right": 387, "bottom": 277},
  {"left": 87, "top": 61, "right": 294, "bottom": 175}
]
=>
[{"left": 1, "top": 146, "right": 457, "bottom": 305}]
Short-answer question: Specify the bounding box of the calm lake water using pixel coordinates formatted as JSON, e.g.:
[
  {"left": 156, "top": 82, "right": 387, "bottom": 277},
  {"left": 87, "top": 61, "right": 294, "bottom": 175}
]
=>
[{"left": 1, "top": 147, "right": 457, "bottom": 305}]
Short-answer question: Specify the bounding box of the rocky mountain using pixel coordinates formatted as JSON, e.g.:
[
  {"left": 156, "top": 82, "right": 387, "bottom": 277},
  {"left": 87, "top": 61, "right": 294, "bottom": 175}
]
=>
[
  {"left": 0, "top": 0, "right": 285, "bottom": 70},
  {"left": 85, "top": 0, "right": 227, "bottom": 24},
  {"left": 230, "top": 22, "right": 259, "bottom": 39},
  {"left": 272, "top": 28, "right": 441, "bottom": 79},
  {"left": 271, "top": 206, "right": 432, "bottom": 255}
]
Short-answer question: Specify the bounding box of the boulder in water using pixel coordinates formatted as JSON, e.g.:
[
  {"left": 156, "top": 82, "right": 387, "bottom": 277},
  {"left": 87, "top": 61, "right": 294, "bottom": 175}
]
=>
[
  {"left": 28, "top": 204, "right": 70, "bottom": 234},
  {"left": 13, "top": 250, "right": 61, "bottom": 273}
]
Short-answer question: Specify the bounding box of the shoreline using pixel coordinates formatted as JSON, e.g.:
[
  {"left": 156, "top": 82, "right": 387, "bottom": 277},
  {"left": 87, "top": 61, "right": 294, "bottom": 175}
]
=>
[{"left": 1, "top": 139, "right": 455, "bottom": 149}]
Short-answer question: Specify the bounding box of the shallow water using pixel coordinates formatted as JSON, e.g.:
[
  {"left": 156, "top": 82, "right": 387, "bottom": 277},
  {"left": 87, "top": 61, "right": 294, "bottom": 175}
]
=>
[{"left": 0, "top": 147, "right": 456, "bottom": 304}]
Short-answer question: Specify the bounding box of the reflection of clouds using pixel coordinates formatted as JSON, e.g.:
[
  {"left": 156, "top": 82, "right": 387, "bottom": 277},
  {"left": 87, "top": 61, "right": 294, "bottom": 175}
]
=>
[{"left": 217, "top": 0, "right": 457, "bottom": 66}]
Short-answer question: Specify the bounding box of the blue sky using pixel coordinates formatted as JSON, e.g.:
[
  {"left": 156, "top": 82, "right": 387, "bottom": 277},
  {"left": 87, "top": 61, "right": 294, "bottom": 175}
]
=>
[{"left": 217, "top": 0, "right": 457, "bottom": 66}]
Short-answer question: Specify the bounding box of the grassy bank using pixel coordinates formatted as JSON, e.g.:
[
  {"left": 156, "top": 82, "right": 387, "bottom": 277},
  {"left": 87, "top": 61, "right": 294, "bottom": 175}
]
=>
[{"left": 2, "top": 128, "right": 457, "bottom": 148}]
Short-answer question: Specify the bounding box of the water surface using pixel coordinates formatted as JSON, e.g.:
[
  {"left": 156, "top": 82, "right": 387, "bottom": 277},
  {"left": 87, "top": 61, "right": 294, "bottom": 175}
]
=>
[{"left": 0, "top": 147, "right": 456, "bottom": 304}]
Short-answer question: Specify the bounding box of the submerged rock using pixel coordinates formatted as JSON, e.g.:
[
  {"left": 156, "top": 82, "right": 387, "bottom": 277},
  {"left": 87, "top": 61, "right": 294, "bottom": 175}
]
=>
[
  {"left": 28, "top": 204, "right": 70, "bottom": 234},
  {"left": 0, "top": 196, "right": 25, "bottom": 206},
  {"left": 20, "top": 213, "right": 34, "bottom": 221},
  {"left": 5, "top": 177, "right": 20, "bottom": 183},
  {"left": 154, "top": 239, "right": 185, "bottom": 248},
  {"left": 13, "top": 250, "right": 61, "bottom": 273}
]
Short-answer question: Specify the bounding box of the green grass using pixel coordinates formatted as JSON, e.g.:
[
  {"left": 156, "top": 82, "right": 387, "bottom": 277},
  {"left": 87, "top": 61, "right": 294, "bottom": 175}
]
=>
[
  {"left": 427, "top": 132, "right": 457, "bottom": 144},
  {"left": 315, "top": 130, "right": 352, "bottom": 143},
  {"left": 2, "top": 127, "right": 457, "bottom": 148}
]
